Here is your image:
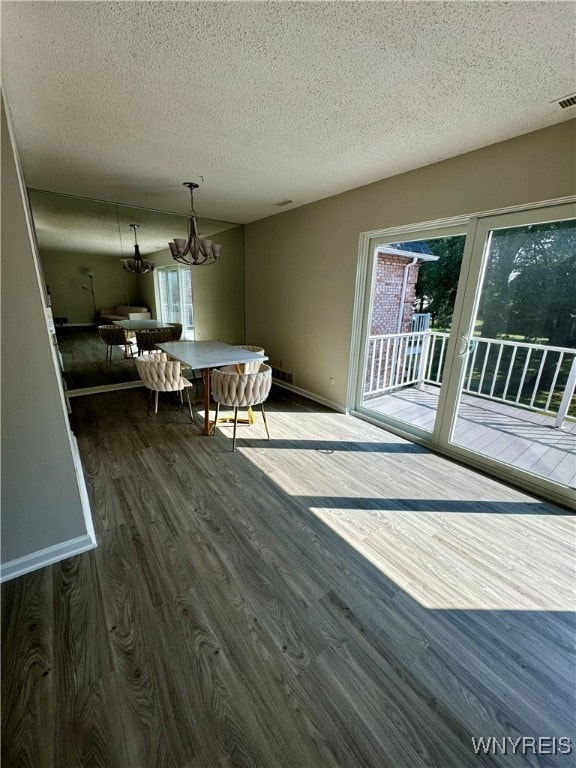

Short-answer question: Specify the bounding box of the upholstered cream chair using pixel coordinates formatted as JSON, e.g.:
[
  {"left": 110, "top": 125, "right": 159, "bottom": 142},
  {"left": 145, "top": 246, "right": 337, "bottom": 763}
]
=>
[
  {"left": 234, "top": 345, "right": 265, "bottom": 373},
  {"left": 135, "top": 353, "right": 194, "bottom": 424},
  {"left": 211, "top": 363, "right": 272, "bottom": 450},
  {"left": 222, "top": 345, "right": 266, "bottom": 426},
  {"left": 97, "top": 324, "right": 135, "bottom": 366}
]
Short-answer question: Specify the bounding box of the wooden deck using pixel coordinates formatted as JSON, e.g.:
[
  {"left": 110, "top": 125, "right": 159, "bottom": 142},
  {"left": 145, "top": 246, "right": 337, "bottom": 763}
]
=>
[{"left": 363, "top": 385, "right": 576, "bottom": 489}]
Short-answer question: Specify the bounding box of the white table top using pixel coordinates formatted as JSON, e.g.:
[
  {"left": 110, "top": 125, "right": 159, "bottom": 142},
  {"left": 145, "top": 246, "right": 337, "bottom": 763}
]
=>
[
  {"left": 157, "top": 340, "right": 268, "bottom": 369},
  {"left": 113, "top": 319, "right": 174, "bottom": 330}
]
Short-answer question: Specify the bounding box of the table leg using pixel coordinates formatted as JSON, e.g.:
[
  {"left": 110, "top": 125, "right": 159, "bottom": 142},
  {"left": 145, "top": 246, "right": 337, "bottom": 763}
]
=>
[{"left": 202, "top": 367, "right": 211, "bottom": 435}]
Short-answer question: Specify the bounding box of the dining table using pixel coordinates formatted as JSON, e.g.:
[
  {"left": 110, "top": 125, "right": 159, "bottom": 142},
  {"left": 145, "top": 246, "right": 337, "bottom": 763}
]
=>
[
  {"left": 156, "top": 340, "right": 268, "bottom": 435},
  {"left": 113, "top": 319, "right": 174, "bottom": 331}
]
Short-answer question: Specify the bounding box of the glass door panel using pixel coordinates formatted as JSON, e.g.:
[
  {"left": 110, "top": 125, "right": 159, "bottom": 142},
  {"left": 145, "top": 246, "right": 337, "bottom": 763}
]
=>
[
  {"left": 358, "top": 233, "right": 466, "bottom": 437},
  {"left": 450, "top": 215, "right": 576, "bottom": 491}
]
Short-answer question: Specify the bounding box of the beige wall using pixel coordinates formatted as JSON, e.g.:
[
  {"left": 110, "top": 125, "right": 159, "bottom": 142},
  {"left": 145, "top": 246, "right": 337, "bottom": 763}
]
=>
[
  {"left": 244, "top": 120, "right": 576, "bottom": 407},
  {"left": 40, "top": 250, "right": 142, "bottom": 323},
  {"left": 1, "top": 93, "right": 94, "bottom": 573}
]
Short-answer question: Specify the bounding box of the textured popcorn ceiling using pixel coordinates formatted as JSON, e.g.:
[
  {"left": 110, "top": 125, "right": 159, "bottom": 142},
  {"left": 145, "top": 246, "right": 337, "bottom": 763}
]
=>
[{"left": 2, "top": 1, "right": 575, "bottom": 224}]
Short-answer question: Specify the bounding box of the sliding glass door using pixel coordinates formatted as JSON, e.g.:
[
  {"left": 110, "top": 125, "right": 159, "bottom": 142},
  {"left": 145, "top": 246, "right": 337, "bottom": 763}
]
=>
[
  {"left": 442, "top": 207, "right": 576, "bottom": 496},
  {"left": 352, "top": 202, "right": 576, "bottom": 506},
  {"left": 355, "top": 224, "right": 467, "bottom": 439}
]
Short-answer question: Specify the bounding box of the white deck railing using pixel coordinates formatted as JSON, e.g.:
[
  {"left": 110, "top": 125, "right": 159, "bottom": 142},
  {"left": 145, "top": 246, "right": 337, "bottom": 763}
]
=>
[{"left": 365, "top": 331, "right": 576, "bottom": 426}]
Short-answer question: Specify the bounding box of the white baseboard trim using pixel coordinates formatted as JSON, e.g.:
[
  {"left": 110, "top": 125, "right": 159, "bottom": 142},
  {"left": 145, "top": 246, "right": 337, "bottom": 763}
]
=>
[
  {"left": 272, "top": 380, "right": 345, "bottom": 414},
  {"left": 69, "top": 432, "right": 97, "bottom": 544},
  {"left": 67, "top": 380, "right": 144, "bottom": 397},
  {"left": 63, "top": 322, "right": 98, "bottom": 327},
  {"left": 0, "top": 533, "right": 97, "bottom": 583}
]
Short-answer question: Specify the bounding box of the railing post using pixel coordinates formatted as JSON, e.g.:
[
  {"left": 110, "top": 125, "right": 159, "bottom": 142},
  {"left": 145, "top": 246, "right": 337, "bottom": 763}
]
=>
[
  {"left": 417, "top": 331, "right": 431, "bottom": 390},
  {"left": 554, "top": 356, "right": 576, "bottom": 429}
]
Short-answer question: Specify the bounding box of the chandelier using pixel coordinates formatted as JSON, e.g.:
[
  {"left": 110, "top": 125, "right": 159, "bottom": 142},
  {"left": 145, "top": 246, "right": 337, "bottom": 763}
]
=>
[
  {"left": 121, "top": 224, "right": 155, "bottom": 274},
  {"left": 168, "top": 182, "right": 222, "bottom": 266}
]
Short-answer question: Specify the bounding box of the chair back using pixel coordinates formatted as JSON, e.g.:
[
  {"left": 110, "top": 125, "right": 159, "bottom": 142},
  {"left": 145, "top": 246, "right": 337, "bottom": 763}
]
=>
[
  {"left": 212, "top": 363, "right": 272, "bottom": 407},
  {"left": 167, "top": 323, "right": 183, "bottom": 341},
  {"left": 235, "top": 344, "right": 265, "bottom": 373},
  {"left": 98, "top": 324, "right": 128, "bottom": 346},
  {"left": 135, "top": 327, "right": 174, "bottom": 355},
  {"left": 135, "top": 356, "right": 187, "bottom": 392}
]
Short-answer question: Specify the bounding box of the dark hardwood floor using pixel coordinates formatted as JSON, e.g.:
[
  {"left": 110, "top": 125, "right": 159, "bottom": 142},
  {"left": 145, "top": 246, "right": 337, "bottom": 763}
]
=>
[
  {"left": 57, "top": 326, "right": 141, "bottom": 390},
  {"left": 2, "top": 387, "right": 575, "bottom": 767}
]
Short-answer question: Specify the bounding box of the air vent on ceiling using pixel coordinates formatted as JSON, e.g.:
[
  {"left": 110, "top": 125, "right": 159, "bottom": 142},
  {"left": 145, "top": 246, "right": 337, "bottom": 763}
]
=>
[
  {"left": 554, "top": 93, "right": 576, "bottom": 109},
  {"left": 273, "top": 199, "right": 294, "bottom": 207}
]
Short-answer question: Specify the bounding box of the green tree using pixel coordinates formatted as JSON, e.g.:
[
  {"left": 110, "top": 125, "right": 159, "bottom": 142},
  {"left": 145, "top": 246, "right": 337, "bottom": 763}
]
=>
[
  {"left": 479, "top": 220, "right": 576, "bottom": 347},
  {"left": 415, "top": 222, "right": 576, "bottom": 347},
  {"left": 415, "top": 236, "right": 465, "bottom": 329}
]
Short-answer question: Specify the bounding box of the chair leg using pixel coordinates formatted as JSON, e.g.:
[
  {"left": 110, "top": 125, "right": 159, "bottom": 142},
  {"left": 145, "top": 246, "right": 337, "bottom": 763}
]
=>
[
  {"left": 211, "top": 402, "right": 220, "bottom": 435},
  {"left": 153, "top": 390, "right": 159, "bottom": 427},
  {"left": 146, "top": 389, "right": 152, "bottom": 417},
  {"left": 232, "top": 406, "right": 239, "bottom": 451},
  {"left": 184, "top": 388, "right": 194, "bottom": 422},
  {"left": 261, "top": 403, "right": 270, "bottom": 440}
]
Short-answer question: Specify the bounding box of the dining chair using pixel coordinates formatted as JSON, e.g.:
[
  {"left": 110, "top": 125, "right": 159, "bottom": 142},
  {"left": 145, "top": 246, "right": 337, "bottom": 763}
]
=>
[
  {"left": 162, "top": 334, "right": 202, "bottom": 396},
  {"left": 135, "top": 327, "right": 174, "bottom": 356},
  {"left": 167, "top": 323, "right": 183, "bottom": 341},
  {"left": 134, "top": 353, "right": 194, "bottom": 424},
  {"left": 97, "top": 324, "right": 135, "bottom": 366},
  {"left": 226, "top": 345, "right": 266, "bottom": 425},
  {"left": 234, "top": 345, "right": 265, "bottom": 373},
  {"left": 211, "top": 363, "right": 272, "bottom": 450}
]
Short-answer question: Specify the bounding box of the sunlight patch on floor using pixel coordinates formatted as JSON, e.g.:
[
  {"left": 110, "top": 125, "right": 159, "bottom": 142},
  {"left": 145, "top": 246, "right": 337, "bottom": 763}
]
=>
[{"left": 310, "top": 506, "right": 576, "bottom": 611}]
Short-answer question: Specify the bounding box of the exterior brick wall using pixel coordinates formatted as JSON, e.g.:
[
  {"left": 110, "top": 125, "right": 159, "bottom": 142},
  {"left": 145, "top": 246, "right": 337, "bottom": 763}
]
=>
[
  {"left": 365, "top": 252, "right": 422, "bottom": 394},
  {"left": 370, "top": 253, "right": 421, "bottom": 335}
]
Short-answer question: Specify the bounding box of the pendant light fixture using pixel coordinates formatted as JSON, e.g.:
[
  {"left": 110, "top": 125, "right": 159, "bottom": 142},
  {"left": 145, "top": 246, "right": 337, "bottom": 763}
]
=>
[
  {"left": 168, "top": 182, "right": 222, "bottom": 266},
  {"left": 121, "top": 224, "right": 155, "bottom": 274}
]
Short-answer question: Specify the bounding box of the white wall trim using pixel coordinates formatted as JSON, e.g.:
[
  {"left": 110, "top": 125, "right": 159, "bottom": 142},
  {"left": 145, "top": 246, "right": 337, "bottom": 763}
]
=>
[
  {"left": 0, "top": 533, "right": 97, "bottom": 583},
  {"left": 273, "top": 380, "right": 345, "bottom": 413},
  {"left": 67, "top": 380, "right": 144, "bottom": 397},
  {"left": 70, "top": 432, "right": 97, "bottom": 544}
]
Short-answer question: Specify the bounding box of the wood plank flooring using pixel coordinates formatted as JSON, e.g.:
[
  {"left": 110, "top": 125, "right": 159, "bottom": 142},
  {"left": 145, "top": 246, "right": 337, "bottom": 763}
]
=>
[
  {"left": 2, "top": 387, "right": 575, "bottom": 767},
  {"left": 56, "top": 326, "right": 141, "bottom": 391}
]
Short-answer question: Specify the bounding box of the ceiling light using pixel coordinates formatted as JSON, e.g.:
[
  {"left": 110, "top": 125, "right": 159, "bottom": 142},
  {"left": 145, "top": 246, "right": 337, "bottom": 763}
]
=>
[
  {"left": 121, "top": 224, "right": 155, "bottom": 274},
  {"left": 168, "top": 182, "right": 222, "bottom": 266}
]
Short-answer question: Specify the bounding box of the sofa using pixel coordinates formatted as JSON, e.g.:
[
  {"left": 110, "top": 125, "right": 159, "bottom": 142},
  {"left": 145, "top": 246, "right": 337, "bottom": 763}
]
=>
[{"left": 99, "top": 305, "right": 151, "bottom": 323}]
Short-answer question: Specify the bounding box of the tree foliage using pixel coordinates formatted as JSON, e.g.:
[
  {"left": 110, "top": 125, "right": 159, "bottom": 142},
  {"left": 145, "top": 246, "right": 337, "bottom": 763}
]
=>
[
  {"left": 479, "top": 221, "right": 576, "bottom": 347},
  {"left": 414, "top": 236, "right": 465, "bottom": 329},
  {"left": 414, "top": 221, "right": 576, "bottom": 348}
]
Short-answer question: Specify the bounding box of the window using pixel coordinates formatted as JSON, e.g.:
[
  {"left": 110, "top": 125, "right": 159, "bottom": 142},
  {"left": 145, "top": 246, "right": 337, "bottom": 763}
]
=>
[{"left": 155, "top": 265, "right": 194, "bottom": 338}]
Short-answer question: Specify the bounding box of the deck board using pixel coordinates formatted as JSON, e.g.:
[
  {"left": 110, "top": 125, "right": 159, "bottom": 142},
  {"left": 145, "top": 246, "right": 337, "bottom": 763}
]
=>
[{"left": 364, "top": 386, "right": 576, "bottom": 488}]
